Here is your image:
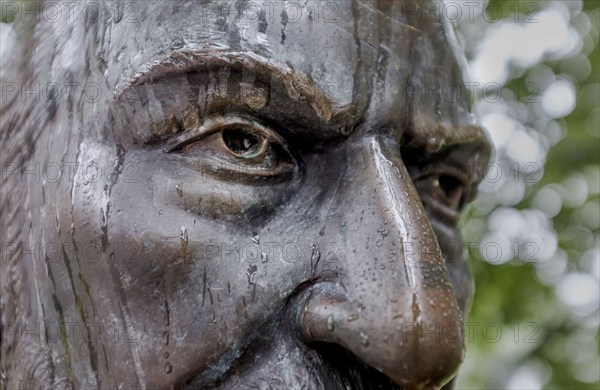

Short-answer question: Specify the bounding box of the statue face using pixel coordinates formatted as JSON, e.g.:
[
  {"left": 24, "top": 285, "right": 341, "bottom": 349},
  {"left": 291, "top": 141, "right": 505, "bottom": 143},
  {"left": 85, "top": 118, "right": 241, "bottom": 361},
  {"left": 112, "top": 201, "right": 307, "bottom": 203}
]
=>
[{"left": 2, "top": 1, "right": 490, "bottom": 389}]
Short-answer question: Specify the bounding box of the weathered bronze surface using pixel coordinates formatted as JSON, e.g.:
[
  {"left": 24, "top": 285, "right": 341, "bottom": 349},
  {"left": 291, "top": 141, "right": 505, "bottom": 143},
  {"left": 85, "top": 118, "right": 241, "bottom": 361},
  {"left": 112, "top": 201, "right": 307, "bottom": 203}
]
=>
[{"left": 1, "top": 1, "right": 491, "bottom": 389}]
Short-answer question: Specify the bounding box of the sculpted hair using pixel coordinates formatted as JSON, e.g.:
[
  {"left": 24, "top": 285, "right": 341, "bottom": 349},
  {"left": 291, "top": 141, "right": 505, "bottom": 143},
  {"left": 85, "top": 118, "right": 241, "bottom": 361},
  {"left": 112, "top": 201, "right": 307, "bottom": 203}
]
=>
[
  {"left": 1, "top": 3, "right": 100, "bottom": 386},
  {"left": 2, "top": 17, "right": 49, "bottom": 390}
]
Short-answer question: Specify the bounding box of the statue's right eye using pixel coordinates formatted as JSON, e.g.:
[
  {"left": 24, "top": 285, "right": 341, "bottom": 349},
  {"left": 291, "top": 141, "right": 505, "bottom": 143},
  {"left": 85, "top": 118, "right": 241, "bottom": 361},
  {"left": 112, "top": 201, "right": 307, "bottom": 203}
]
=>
[{"left": 168, "top": 115, "right": 298, "bottom": 182}]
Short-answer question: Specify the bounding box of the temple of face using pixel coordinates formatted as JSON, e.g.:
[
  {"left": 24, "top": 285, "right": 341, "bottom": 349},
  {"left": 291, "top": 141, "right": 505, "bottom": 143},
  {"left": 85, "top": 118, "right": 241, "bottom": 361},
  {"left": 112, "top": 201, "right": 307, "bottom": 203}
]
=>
[{"left": 0, "top": 1, "right": 491, "bottom": 389}]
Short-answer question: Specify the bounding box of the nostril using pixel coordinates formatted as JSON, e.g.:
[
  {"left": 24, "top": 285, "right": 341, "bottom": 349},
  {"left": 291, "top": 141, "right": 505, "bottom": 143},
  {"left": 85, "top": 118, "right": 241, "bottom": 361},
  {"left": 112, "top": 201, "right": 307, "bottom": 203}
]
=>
[
  {"left": 298, "top": 288, "right": 356, "bottom": 344},
  {"left": 292, "top": 282, "right": 464, "bottom": 390},
  {"left": 292, "top": 282, "right": 368, "bottom": 349}
]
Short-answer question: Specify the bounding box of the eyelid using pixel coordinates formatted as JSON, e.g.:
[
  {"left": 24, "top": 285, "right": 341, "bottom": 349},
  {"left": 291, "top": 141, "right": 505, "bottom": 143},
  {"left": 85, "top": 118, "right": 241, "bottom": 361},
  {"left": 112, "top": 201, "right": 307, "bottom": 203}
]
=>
[
  {"left": 165, "top": 114, "right": 283, "bottom": 153},
  {"left": 413, "top": 164, "right": 470, "bottom": 189}
]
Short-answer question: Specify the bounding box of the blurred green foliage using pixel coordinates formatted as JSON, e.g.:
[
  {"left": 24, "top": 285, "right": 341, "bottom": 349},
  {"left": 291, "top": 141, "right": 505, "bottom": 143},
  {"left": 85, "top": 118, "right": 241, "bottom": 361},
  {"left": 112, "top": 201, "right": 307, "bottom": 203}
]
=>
[{"left": 456, "top": 1, "right": 599, "bottom": 389}]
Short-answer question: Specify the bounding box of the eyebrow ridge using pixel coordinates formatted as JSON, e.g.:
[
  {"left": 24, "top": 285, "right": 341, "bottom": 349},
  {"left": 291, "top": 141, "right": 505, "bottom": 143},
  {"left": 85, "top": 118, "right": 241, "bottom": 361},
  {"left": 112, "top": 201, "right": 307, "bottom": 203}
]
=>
[{"left": 119, "top": 49, "right": 362, "bottom": 125}]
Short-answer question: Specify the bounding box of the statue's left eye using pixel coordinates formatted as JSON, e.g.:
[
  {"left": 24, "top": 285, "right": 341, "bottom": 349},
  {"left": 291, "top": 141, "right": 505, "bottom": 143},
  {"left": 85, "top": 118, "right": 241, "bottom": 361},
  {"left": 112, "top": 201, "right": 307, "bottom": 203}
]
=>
[
  {"left": 413, "top": 171, "right": 469, "bottom": 222},
  {"left": 433, "top": 174, "right": 465, "bottom": 211},
  {"left": 169, "top": 116, "right": 298, "bottom": 181}
]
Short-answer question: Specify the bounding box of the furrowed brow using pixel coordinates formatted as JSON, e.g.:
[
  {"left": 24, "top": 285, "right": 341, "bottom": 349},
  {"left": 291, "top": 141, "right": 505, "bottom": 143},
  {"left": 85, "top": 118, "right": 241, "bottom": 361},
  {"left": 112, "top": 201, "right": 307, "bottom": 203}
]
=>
[{"left": 118, "top": 49, "right": 362, "bottom": 132}]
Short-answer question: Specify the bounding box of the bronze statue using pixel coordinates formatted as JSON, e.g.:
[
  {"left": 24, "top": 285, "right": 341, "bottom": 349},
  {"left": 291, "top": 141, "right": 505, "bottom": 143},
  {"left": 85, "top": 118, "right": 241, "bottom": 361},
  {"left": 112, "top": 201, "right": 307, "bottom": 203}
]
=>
[{"left": 1, "top": 1, "right": 491, "bottom": 389}]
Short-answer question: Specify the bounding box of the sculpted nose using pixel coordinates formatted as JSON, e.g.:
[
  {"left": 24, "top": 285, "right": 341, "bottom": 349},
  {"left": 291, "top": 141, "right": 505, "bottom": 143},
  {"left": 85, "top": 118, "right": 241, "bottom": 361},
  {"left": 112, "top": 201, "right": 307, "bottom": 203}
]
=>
[{"left": 297, "top": 137, "right": 464, "bottom": 389}]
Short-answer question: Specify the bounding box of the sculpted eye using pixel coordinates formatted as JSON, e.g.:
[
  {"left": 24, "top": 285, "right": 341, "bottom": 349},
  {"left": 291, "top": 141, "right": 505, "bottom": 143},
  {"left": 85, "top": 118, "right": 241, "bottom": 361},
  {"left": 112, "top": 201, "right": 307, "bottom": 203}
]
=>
[
  {"left": 413, "top": 170, "right": 470, "bottom": 221},
  {"left": 171, "top": 116, "right": 298, "bottom": 181},
  {"left": 222, "top": 128, "right": 264, "bottom": 158},
  {"left": 433, "top": 174, "right": 465, "bottom": 210}
]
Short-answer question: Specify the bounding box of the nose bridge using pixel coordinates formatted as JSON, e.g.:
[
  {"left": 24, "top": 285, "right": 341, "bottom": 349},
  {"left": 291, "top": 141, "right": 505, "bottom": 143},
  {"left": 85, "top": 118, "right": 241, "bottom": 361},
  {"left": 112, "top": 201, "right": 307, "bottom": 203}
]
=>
[
  {"left": 368, "top": 137, "right": 444, "bottom": 298},
  {"left": 299, "top": 137, "right": 464, "bottom": 389},
  {"left": 366, "top": 138, "right": 460, "bottom": 321}
]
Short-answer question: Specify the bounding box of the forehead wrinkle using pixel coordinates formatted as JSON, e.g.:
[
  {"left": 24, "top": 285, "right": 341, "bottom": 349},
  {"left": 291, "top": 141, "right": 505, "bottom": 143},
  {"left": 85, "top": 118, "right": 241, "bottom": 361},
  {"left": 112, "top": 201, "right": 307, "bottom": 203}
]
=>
[
  {"left": 351, "top": 0, "right": 425, "bottom": 50},
  {"left": 355, "top": 0, "right": 423, "bottom": 34}
]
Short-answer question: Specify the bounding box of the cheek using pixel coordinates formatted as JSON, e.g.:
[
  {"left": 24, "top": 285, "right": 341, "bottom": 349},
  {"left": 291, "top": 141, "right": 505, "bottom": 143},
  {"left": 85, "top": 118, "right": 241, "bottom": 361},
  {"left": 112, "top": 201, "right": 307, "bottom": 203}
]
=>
[
  {"left": 77, "top": 147, "right": 310, "bottom": 385},
  {"left": 66, "top": 143, "right": 238, "bottom": 382}
]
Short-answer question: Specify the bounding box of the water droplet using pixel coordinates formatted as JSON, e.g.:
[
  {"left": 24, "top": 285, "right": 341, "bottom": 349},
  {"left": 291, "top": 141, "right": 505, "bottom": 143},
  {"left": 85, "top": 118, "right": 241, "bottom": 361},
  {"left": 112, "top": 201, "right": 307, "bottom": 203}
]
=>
[
  {"left": 261, "top": 253, "right": 268, "bottom": 263},
  {"left": 164, "top": 362, "right": 172, "bottom": 374},
  {"left": 100, "top": 189, "right": 110, "bottom": 228},
  {"left": 163, "top": 352, "right": 170, "bottom": 359},
  {"left": 339, "top": 125, "right": 352, "bottom": 135},
  {"left": 347, "top": 314, "right": 358, "bottom": 322},
  {"left": 326, "top": 315, "right": 335, "bottom": 331},
  {"left": 251, "top": 234, "right": 260, "bottom": 244},
  {"left": 180, "top": 226, "right": 188, "bottom": 245},
  {"left": 360, "top": 331, "right": 370, "bottom": 346},
  {"left": 175, "top": 183, "right": 183, "bottom": 197}
]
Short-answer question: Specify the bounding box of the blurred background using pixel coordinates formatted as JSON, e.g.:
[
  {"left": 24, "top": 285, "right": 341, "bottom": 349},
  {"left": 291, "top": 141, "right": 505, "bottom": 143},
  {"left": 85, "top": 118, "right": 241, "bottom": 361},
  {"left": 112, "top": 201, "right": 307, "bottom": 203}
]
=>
[
  {"left": 2, "top": 0, "right": 599, "bottom": 389},
  {"left": 448, "top": 0, "right": 599, "bottom": 388}
]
